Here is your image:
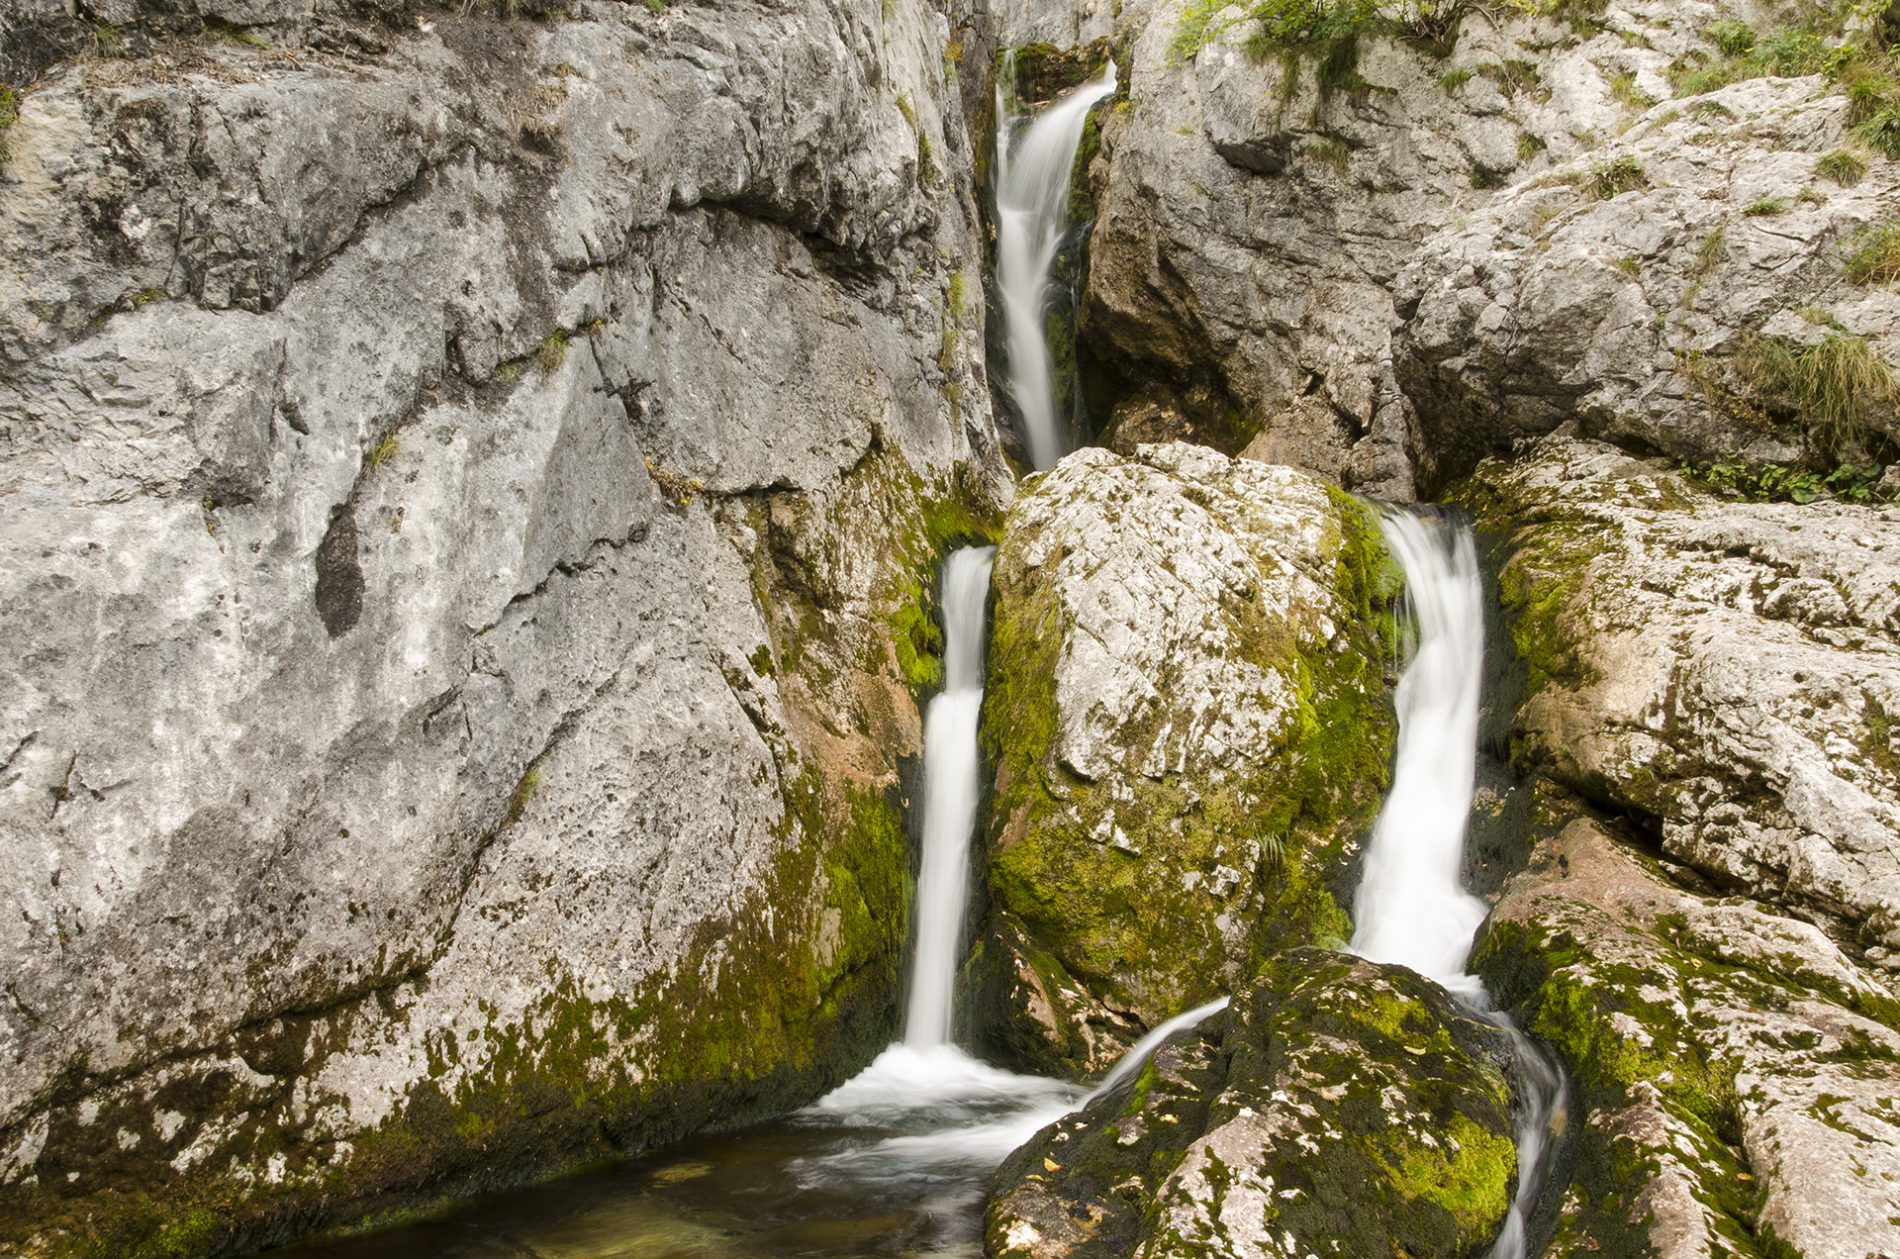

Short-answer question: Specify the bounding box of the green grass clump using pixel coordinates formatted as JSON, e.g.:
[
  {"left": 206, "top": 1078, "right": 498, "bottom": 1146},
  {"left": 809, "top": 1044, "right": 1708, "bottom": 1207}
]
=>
[
  {"left": 1589, "top": 154, "right": 1648, "bottom": 198},
  {"left": 1744, "top": 331, "right": 1900, "bottom": 456},
  {"left": 1691, "top": 223, "right": 1727, "bottom": 277},
  {"left": 1743, "top": 195, "right": 1790, "bottom": 216},
  {"left": 0, "top": 86, "right": 16, "bottom": 168},
  {"left": 1441, "top": 67, "right": 1474, "bottom": 91},
  {"left": 536, "top": 329, "right": 569, "bottom": 373},
  {"left": 1606, "top": 69, "right": 1655, "bottom": 109},
  {"left": 1815, "top": 148, "right": 1868, "bottom": 185},
  {"left": 1671, "top": 20, "right": 1839, "bottom": 96},
  {"left": 1845, "top": 217, "right": 1900, "bottom": 284}
]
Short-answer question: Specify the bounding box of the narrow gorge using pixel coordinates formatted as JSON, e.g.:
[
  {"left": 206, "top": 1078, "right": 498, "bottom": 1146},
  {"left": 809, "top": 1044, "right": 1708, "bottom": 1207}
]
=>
[{"left": 2, "top": 0, "right": 1898, "bottom": 1255}]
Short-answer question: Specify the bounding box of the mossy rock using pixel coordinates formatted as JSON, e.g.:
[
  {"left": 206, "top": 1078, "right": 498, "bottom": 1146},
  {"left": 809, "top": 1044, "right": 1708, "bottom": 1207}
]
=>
[
  {"left": 1007, "top": 39, "right": 1113, "bottom": 105},
  {"left": 972, "top": 445, "right": 1399, "bottom": 1076},
  {"left": 987, "top": 948, "right": 1521, "bottom": 1259}
]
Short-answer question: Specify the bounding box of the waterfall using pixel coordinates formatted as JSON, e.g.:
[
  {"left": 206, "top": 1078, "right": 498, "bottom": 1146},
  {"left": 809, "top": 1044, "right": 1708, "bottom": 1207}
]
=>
[
  {"left": 995, "top": 58, "right": 1118, "bottom": 471},
  {"left": 802, "top": 541, "right": 1221, "bottom": 1189},
  {"left": 904, "top": 546, "right": 996, "bottom": 1047},
  {"left": 1351, "top": 511, "right": 1565, "bottom": 1259}
]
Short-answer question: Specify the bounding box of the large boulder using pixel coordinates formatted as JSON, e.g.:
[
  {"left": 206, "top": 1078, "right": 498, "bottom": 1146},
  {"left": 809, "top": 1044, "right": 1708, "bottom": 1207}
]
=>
[
  {"left": 1400, "top": 79, "right": 1900, "bottom": 491},
  {"left": 1458, "top": 436, "right": 1900, "bottom": 1255},
  {"left": 986, "top": 949, "right": 1521, "bottom": 1259},
  {"left": 970, "top": 443, "right": 1400, "bottom": 1076},
  {"left": 0, "top": 2, "right": 1008, "bottom": 1255}
]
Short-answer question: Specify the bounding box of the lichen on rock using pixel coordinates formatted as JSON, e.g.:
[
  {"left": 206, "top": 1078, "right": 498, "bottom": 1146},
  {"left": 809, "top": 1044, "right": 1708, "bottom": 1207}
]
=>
[
  {"left": 971, "top": 443, "right": 1400, "bottom": 1076},
  {"left": 986, "top": 948, "right": 1520, "bottom": 1259}
]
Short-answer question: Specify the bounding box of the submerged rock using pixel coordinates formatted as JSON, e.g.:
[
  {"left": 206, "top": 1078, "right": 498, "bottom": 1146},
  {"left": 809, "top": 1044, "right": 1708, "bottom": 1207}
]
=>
[
  {"left": 986, "top": 948, "right": 1519, "bottom": 1259},
  {"left": 1459, "top": 436, "right": 1900, "bottom": 1255},
  {"left": 971, "top": 444, "right": 1400, "bottom": 1075}
]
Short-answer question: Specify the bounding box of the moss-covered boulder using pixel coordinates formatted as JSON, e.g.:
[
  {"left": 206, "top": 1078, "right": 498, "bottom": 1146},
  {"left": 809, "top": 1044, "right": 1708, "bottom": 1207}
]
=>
[
  {"left": 1475, "top": 800, "right": 1900, "bottom": 1258},
  {"left": 1454, "top": 434, "right": 1900, "bottom": 1256},
  {"left": 971, "top": 443, "right": 1400, "bottom": 1075},
  {"left": 985, "top": 948, "right": 1520, "bottom": 1259}
]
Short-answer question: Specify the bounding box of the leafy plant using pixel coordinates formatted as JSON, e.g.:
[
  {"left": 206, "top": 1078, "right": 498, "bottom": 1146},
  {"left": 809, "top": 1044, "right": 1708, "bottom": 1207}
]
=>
[
  {"left": 1845, "top": 217, "right": 1900, "bottom": 284},
  {"left": 1683, "top": 460, "right": 1889, "bottom": 504},
  {"left": 1671, "top": 19, "right": 1839, "bottom": 96}
]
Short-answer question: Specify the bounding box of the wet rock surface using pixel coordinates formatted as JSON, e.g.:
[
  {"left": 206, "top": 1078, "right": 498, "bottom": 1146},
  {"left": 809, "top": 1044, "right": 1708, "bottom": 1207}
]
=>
[
  {"left": 970, "top": 443, "right": 1399, "bottom": 1076},
  {"left": 986, "top": 948, "right": 1519, "bottom": 1259}
]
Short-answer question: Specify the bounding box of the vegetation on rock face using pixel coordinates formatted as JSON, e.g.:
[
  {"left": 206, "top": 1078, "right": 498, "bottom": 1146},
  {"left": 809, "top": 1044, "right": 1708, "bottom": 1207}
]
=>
[
  {"left": 973, "top": 451, "right": 1399, "bottom": 1076},
  {"left": 1742, "top": 330, "right": 1900, "bottom": 459},
  {"left": 988, "top": 950, "right": 1519, "bottom": 1259},
  {"left": 1846, "top": 214, "right": 1900, "bottom": 282}
]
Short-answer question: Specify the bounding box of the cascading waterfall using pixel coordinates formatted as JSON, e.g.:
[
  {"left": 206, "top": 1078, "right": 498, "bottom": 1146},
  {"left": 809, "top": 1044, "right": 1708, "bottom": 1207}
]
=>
[
  {"left": 994, "top": 58, "right": 1118, "bottom": 471},
  {"left": 1351, "top": 511, "right": 1565, "bottom": 1259},
  {"left": 903, "top": 547, "right": 995, "bottom": 1047}
]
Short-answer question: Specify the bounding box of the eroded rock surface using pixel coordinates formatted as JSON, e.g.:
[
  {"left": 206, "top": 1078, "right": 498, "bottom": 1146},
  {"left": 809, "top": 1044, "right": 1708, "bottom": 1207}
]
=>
[
  {"left": 0, "top": 4, "right": 1006, "bottom": 1254},
  {"left": 970, "top": 443, "right": 1399, "bottom": 1075},
  {"left": 987, "top": 949, "right": 1520, "bottom": 1259},
  {"left": 1400, "top": 78, "right": 1900, "bottom": 490},
  {"left": 1460, "top": 436, "right": 1900, "bottom": 1256},
  {"left": 1072, "top": 0, "right": 1741, "bottom": 496}
]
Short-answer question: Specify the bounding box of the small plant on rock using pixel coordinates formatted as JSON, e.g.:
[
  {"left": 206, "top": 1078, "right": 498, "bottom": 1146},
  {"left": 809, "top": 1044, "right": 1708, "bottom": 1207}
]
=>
[
  {"left": 1589, "top": 154, "right": 1649, "bottom": 198},
  {"left": 1845, "top": 217, "right": 1900, "bottom": 284},
  {"left": 1743, "top": 195, "right": 1791, "bottom": 216},
  {"left": 1815, "top": 148, "right": 1869, "bottom": 185}
]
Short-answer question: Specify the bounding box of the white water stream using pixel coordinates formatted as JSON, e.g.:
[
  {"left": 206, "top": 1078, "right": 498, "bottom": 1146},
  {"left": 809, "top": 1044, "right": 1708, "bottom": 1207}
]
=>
[
  {"left": 1351, "top": 511, "right": 1565, "bottom": 1259},
  {"left": 995, "top": 59, "right": 1118, "bottom": 471}
]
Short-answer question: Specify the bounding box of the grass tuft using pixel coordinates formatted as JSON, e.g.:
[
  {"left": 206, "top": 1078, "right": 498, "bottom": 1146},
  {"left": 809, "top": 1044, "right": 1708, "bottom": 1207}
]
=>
[
  {"left": 1815, "top": 148, "right": 1868, "bottom": 185},
  {"left": 1589, "top": 154, "right": 1648, "bottom": 199},
  {"left": 1845, "top": 217, "right": 1900, "bottom": 285},
  {"left": 1744, "top": 332, "right": 1900, "bottom": 457}
]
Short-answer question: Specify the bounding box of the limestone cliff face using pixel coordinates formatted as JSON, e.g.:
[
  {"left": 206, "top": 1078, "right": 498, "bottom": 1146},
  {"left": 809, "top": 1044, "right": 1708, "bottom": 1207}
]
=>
[
  {"left": 1460, "top": 437, "right": 1900, "bottom": 1256},
  {"left": 1060, "top": 0, "right": 1730, "bottom": 497},
  {"left": 0, "top": 3, "right": 1006, "bottom": 1254}
]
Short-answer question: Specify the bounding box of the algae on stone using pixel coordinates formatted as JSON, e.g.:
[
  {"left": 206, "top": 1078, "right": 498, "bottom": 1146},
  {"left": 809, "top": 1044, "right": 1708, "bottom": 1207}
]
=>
[{"left": 973, "top": 443, "right": 1398, "bottom": 1076}]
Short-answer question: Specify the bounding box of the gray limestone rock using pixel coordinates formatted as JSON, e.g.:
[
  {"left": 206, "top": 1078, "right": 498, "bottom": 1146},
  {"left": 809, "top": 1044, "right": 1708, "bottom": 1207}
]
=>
[{"left": 0, "top": 2, "right": 1009, "bottom": 1253}]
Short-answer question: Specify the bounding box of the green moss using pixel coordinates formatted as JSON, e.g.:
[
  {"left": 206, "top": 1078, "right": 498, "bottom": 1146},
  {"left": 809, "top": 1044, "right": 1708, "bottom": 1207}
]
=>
[
  {"left": 979, "top": 482, "right": 1397, "bottom": 1061},
  {"left": 1392, "top": 1113, "right": 1516, "bottom": 1238}
]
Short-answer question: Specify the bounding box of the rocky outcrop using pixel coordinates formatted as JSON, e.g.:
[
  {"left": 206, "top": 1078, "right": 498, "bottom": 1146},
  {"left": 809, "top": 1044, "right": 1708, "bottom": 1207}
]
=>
[
  {"left": 986, "top": 948, "right": 1520, "bottom": 1259},
  {"left": 1460, "top": 436, "right": 1900, "bottom": 961},
  {"left": 0, "top": 3, "right": 1007, "bottom": 1254},
  {"left": 1067, "top": 0, "right": 1744, "bottom": 497},
  {"left": 1400, "top": 77, "right": 1900, "bottom": 491},
  {"left": 1459, "top": 436, "right": 1900, "bottom": 1255},
  {"left": 970, "top": 443, "right": 1399, "bottom": 1076}
]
